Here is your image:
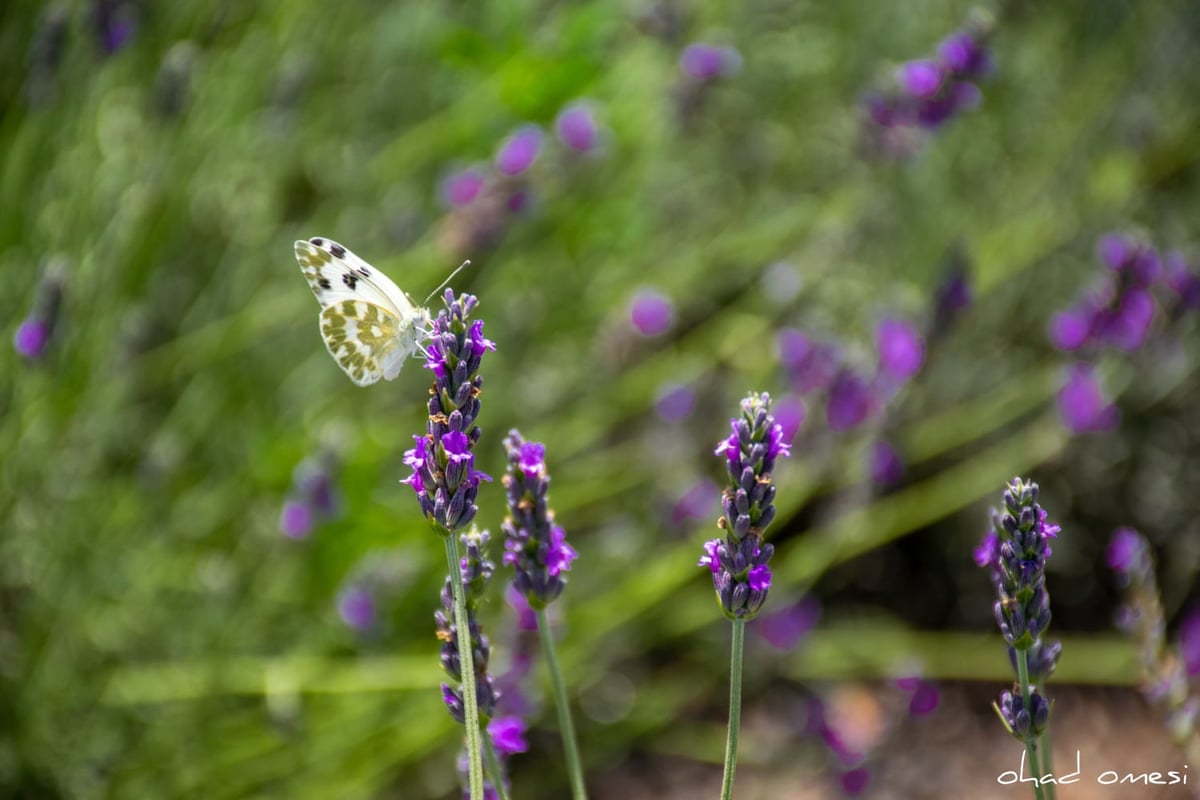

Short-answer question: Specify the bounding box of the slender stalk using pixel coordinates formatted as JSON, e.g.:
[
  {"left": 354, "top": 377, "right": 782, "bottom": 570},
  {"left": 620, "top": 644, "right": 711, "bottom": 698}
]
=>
[
  {"left": 1015, "top": 651, "right": 1046, "bottom": 800},
  {"left": 483, "top": 734, "right": 511, "bottom": 800},
  {"left": 535, "top": 607, "right": 587, "bottom": 800},
  {"left": 719, "top": 618, "right": 746, "bottom": 800},
  {"left": 1035, "top": 678, "right": 1057, "bottom": 800},
  {"left": 445, "top": 534, "right": 484, "bottom": 799}
]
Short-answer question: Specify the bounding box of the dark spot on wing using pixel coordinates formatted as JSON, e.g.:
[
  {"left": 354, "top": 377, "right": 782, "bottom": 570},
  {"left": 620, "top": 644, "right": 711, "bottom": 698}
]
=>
[
  {"left": 318, "top": 278, "right": 332, "bottom": 290},
  {"left": 358, "top": 267, "right": 371, "bottom": 277},
  {"left": 330, "top": 243, "right": 346, "bottom": 259},
  {"left": 310, "top": 237, "right": 324, "bottom": 246},
  {"left": 342, "top": 273, "right": 358, "bottom": 290}
]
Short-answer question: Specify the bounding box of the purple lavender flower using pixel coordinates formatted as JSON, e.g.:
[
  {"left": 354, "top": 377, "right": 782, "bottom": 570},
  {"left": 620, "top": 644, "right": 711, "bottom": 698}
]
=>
[
  {"left": 1107, "top": 526, "right": 1145, "bottom": 574},
  {"left": 440, "top": 165, "right": 487, "bottom": 208},
  {"left": 869, "top": 440, "right": 903, "bottom": 486},
  {"left": 279, "top": 500, "right": 314, "bottom": 540},
  {"left": 679, "top": 42, "right": 741, "bottom": 81},
  {"left": 937, "top": 32, "right": 989, "bottom": 77},
  {"left": 91, "top": 0, "right": 138, "bottom": 55},
  {"left": 1048, "top": 308, "right": 1091, "bottom": 352},
  {"left": 338, "top": 585, "right": 375, "bottom": 631},
  {"left": 826, "top": 370, "right": 874, "bottom": 432},
  {"left": 280, "top": 452, "right": 340, "bottom": 539},
  {"left": 629, "top": 289, "right": 674, "bottom": 336},
  {"left": 654, "top": 381, "right": 695, "bottom": 423},
  {"left": 14, "top": 319, "right": 51, "bottom": 360},
  {"left": 841, "top": 768, "right": 871, "bottom": 795},
  {"left": 402, "top": 291, "right": 495, "bottom": 534},
  {"left": 14, "top": 269, "right": 64, "bottom": 361},
  {"left": 437, "top": 530, "right": 499, "bottom": 724},
  {"left": 771, "top": 394, "right": 806, "bottom": 444},
  {"left": 495, "top": 125, "right": 543, "bottom": 176},
  {"left": 932, "top": 255, "right": 972, "bottom": 335},
  {"left": 702, "top": 392, "right": 789, "bottom": 620},
  {"left": 502, "top": 430, "right": 578, "bottom": 609},
  {"left": 752, "top": 595, "right": 820, "bottom": 650},
  {"left": 906, "top": 680, "right": 940, "bottom": 716},
  {"left": 1057, "top": 363, "right": 1118, "bottom": 433},
  {"left": 555, "top": 102, "right": 600, "bottom": 152},
  {"left": 1180, "top": 609, "right": 1200, "bottom": 677},
  {"left": 779, "top": 333, "right": 840, "bottom": 394},
  {"left": 487, "top": 716, "right": 529, "bottom": 757},
  {"left": 1164, "top": 251, "right": 1200, "bottom": 312},
  {"left": 896, "top": 60, "right": 944, "bottom": 99},
  {"left": 671, "top": 478, "right": 719, "bottom": 526},
  {"left": 874, "top": 318, "right": 925, "bottom": 380},
  {"left": 980, "top": 477, "right": 1060, "bottom": 741}
]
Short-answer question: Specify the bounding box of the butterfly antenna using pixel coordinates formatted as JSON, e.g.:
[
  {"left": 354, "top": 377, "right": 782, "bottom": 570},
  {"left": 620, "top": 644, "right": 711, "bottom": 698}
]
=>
[{"left": 424, "top": 260, "right": 472, "bottom": 305}]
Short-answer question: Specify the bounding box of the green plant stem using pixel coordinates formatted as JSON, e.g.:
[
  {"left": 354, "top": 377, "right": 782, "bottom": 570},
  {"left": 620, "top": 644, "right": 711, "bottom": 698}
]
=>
[
  {"left": 483, "top": 734, "right": 511, "bottom": 800},
  {"left": 1016, "top": 651, "right": 1046, "bottom": 800},
  {"left": 1035, "top": 678, "right": 1057, "bottom": 800},
  {"left": 535, "top": 607, "right": 587, "bottom": 800},
  {"left": 720, "top": 618, "right": 746, "bottom": 800},
  {"left": 445, "top": 534, "right": 484, "bottom": 800}
]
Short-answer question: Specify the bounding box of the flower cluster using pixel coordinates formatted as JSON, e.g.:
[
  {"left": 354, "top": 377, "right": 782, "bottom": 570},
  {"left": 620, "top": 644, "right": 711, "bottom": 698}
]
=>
[
  {"left": 279, "top": 450, "right": 341, "bottom": 540},
  {"left": 861, "top": 15, "right": 993, "bottom": 155},
  {"left": 1108, "top": 528, "right": 1200, "bottom": 753},
  {"left": 402, "top": 291, "right": 495, "bottom": 535},
  {"left": 436, "top": 102, "right": 603, "bottom": 259},
  {"left": 975, "top": 477, "right": 1061, "bottom": 740},
  {"left": 437, "top": 530, "right": 499, "bottom": 725},
  {"left": 14, "top": 267, "right": 65, "bottom": 362},
  {"left": 1050, "top": 233, "right": 1163, "bottom": 353},
  {"left": 501, "top": 430, "right": 579, "bottom": 610},
  {"left": 700, "top": 392, "right": 789, "bottom": 620},
  {"left": 777, "top": 317, "right": 925, "bottom": 435},
  {"left": 1056, "top": 363, "right": 1118, "bottom": 434}
]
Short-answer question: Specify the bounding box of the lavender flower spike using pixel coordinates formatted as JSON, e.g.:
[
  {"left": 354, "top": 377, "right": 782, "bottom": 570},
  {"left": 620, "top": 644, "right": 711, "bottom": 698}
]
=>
[
  {"left": 402, "top": 290, "right": 495, "bottom": 535},
  {"left": 703, "top": 392, "right": 790, "bottom": 620},
  {"left": 436, "top": 529, "right": 500, "bottom": 724},
  {"left": 502, "top": 430, "right": 578, "bottom": 609},
  {"left": 977, "top": 477, "right": 1060, "bottom": 745}
]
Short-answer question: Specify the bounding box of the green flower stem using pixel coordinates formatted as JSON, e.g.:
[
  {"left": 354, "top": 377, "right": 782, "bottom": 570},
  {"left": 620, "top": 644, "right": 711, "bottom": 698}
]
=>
[
  {"left": 1015, "top": 651, "right": 1046, "bottom": 800},
  {"left": 535, "top": 607, "right": 587, "bottom": 800},
  {"left": 445, "top": 534, "right": 484, "bottom": 800},
  {"left": 1035, "top": 678, "right": 1057, "bottom": 800},
  {"left": 720, "top": 618, "right": 746, "bottom": 800},
  {"left": 483, "top": 734, "right": 511, "bottom": 800}
]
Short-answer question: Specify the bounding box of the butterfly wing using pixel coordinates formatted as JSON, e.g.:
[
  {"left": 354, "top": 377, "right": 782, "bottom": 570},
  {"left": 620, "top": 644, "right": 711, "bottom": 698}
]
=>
[
  {"left": 295, "top": 237, "right": 429, "bottom": 385},
  {"left": 318, "top": 299, "right": 416, "bottom": 386}
]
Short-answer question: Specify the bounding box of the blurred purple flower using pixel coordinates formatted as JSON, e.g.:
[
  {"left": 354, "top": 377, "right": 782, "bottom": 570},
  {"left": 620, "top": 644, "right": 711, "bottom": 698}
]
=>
[
  {"left": 841, "top": 768, "right": 871, "bottom": 795},
  {"left": 827, "top": 371, "right": 874, "bottom": 432},
  {"left": 1107, "top": 527, "right": 1144, "bottom": 575},
  {"left": 896, "top": 60, "right": 944, "bottom": 99},
  {"left": 1057, "top": 364, "right": 1118, "bottom": 433},
  {"left": 279, "top": 500, "right": 313, "bottom": 539},
  {"left": 629, "top": 289, "right": 674, "bottom": 336},
  {"left": 487, "top": 716, "right": 529, "bottom": 757},
  {"left": 672, "top": 479, "right": 719, "bottom": 526},
  {"left": 933, "top": 258, "right": 972, "bottom": 332},
  {"left": 938, "top": 32, "right": 988, "bottom": 76},
  {"left": 338, "top": 585, "right": 375, "bottom": 631},
  {"left": 869, "top": 440, "right": 903, "bottom": 486},
  {"left": 14, "top": 319, "right": 50, "bottom": 360},
  {"left": 907, "top": 680, "right": 940, "bottom": 716},
  {"left": 654, "top": 381, "right": 695, "bottom": 423},
  {"left": 771, "top": 394, "right": 806, "bottom": 444},
  {"left": 440, "top": 166, "right": 487, "bottom": 208},
  {"left": 1180, "top": 608, "right": 1200, "bottom": 676},
  {"left": 1098, "top": 233, "right": 1135, "bottom": 270},
  {"left": 506, "top": 584, "right": 539, "bottom": 633},
  {"left": 1164, "top": 251, "right": 1200, "bottom": 311},
  {"left": 753, "top": 595, "right": 821, "bottom": 650},
  {"left": 92, "top": 0, "right": 137, "bottom": 55},
  {"left": 1048, "top": 309, "right": 1091, "bottom": 352},
  {"left": 875, "top": 318, "right": 925, "bottom": 380},
  {"left": 495, "top": 125, "right": 543, "bottom": 176},
  {"left": 680, "top": 42, "right": 741, "bottom": 81},
  {"left": 555, "top": 103, "right": 599, "bottom": 152},
  {"left": 779, "top": 332, "right": 840, "bottom": 394}
]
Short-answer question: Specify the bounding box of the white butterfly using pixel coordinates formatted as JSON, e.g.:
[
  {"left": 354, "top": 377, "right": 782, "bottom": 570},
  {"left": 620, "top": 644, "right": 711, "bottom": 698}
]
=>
[{"left": 294, "top": 237, "right": 434, "bottom": 387}]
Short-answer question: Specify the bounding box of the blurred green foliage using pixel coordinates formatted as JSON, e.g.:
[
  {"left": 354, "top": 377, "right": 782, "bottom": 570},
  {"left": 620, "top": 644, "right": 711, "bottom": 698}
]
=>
[{"left": 2, "top": 0, "right": 1200, "bottom": 797}]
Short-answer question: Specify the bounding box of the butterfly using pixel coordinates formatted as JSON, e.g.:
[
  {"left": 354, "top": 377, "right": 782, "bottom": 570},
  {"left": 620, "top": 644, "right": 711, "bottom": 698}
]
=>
[{"left": 294, "top": 237, "right": 435, "bottom": 387}]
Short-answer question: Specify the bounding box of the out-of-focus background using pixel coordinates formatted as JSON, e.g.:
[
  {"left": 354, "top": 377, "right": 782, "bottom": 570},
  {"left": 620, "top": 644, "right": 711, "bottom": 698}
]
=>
[{"left": 3, "top": 0, "right": 1200, "bottom": 797}]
